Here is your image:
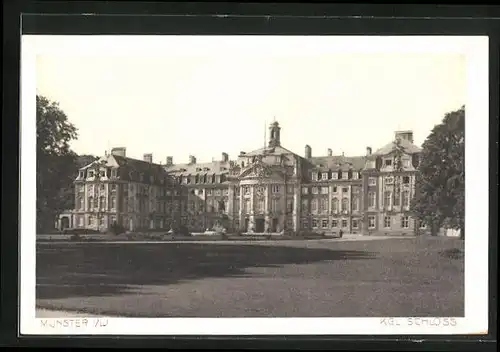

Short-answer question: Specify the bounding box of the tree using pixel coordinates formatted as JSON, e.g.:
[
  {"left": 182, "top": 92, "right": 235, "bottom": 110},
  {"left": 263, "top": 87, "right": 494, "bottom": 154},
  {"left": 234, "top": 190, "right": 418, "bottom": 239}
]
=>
[
  {"left": 36, "top": 95, "right": 78, "bottom": 232},
  {"left": 411, "top": 106, "right": 465, "bottom": 239}
]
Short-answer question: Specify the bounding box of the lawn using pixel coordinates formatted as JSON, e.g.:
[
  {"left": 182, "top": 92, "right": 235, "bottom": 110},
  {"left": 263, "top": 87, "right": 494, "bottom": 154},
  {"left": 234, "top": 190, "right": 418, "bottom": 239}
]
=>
[{"left": 35, "top": 236, "right": 464, "bottom": 317}]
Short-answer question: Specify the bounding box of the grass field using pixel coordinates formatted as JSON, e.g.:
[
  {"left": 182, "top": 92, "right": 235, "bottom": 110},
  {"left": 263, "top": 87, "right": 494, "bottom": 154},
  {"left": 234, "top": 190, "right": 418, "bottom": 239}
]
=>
[{"left": 35, "top": 236, "right": 464, "bottom": 317}]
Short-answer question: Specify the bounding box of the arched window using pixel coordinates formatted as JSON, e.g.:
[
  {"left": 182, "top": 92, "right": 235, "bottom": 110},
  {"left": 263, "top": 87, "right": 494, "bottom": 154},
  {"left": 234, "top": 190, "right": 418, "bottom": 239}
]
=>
[
  {"left": 384, "top": 191, "right": 392, "bottom": 208},
  {"left": 352, "top": 196, "right": 359, "bottom": 211},
  {"left": 403, "top": 190, "right": 410, "bottom": 207},
  {"left": 111, "top": 196, "right": 116, "bottom": 209},
  {"left": 88, "top": 196, "right": 94, "bottom": 210},
  {"left": 99, "top": 196, "right": 106, "bottom": 209},
  {"left": 341, "top": 198, "right": 349, "bottom": 211},
  {"left": 368, "top": 192, "right": 376, "bottom": 207},
  {"left": 332, "top": 198, "right": 339, "bottom": 212}
]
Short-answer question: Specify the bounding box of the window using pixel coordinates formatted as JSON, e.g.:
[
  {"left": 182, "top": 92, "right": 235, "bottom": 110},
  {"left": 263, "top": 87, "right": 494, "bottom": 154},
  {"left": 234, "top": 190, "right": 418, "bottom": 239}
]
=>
[
  {"left": 78, "top": 185, "right": 84, "bottom": 192},
  {"left": 331, "top": 219, "right": 338, "bottom": 228},
  {"left": 352, "top": 219, "right": 359, "bottom": 229},
  {"left": 206, "top": 189, "right": 213, "bottom": 196},
  {"left": 403, "top": 160, "right": 410, "bottom": 168},
  {"left": 385, "top": 176, "right": 394, "bottom": 185},
  {"left": 332, "top": 186, "right": 338, "bottom": 193},
  {"left": 403, "top": 176, "right": 410, "bottom": 184},
  {"left": 78, "top": 216, "right": 84, "bottom": 227},
  {"left": 332, "top": 198, "right": 339, "bottom": 212},
  {"left": 341, "top": 198, "right": 349, "bottom": 212},
  {"left": 385, "top": 159, "right": 392, "bottom": 166},
  {"left": 368, "top": 192, "right": 376, "bottom": 207},
  {"left": 311, "top": 199, "right": 318, "bottom": 213},
  {"left": 342, "top": 187, "right": 348, "bottom": 193},
  {"left": 257, "top": 199, "right": 265, "bottom": 213},
  {"left": 286, "top": 219, "right": 293, "bottom": 228},
  {"left": 110, "top": 184, "right": 117, "bottom": 191},
  {"left": 244, "top": 199, "right": 251, "bottom": 213},
  {"left": 78, "top": 171, "right": 84, "bottom": 178},
  {"left": 88, "top": 216, "right": 93, "bottom": 225},
  {"left": 312, "top": 173, "right": 318, "bottom": 181},
  {"left": 287, "top": 185, "right": 294, "bottom": 193},
  {"left": 312, "top": 219, "right": 318, "bottom": 228},
  {"left": 287, "top": 199, "right": 294, "bottom": 213},
  {"left": 322, "top": 219, "right": 328, "bottom": 228},
  {"left": 419, "top": 221, "right": 427, "bottom": 229},
  {"left": 322, "top": 173, "right": 329, "bottom": 180},
  {"left": 332, "top": 172, "right": 338, "bottom": 180},
  {"left": 320, "top": 198, "right": 328, "bottom": 213},
  {"left": 342, "top": 219, "right": 348, "bottom": 228},
  {"left": 215, "top": 189, "right": 222, "bottom": 196},
  {"left": 100, "top": 184, "right": 105, "bottom": 191},
  {"left": 321, "top": 187, "right": 329, "bottom": 194},
  {"left": 223, "top": 189, "right": 229, "bottom": 195},
  {"left": 301, "top": 220, "right": 309, "bottom": 229},
  {"left": 272, "top": 185, "right": 280, "bottom": 193},
  {"left": 352, "top": 196, "right": 359, "bottom": 211},
  {"left": 401, "top": 216, "right": 409, "bottom": 228},
  {"left": 384, "top": 191, "right": 392, "bottom": 208},
  {"left": 342, "top": 172, "right": 348, "bottom": 180},
  {"left": 301, "top": 199, "right": 308, "bottom": 212},
  {"left": 312, "top": 187, "right": 319, "bottom": 194},
  {"left": 99, "top": 216, "right": 105, "bottom": 225},
  {"left": 352, "top": 172, "right": 359, "bottom": 180},
  {"left": 244, "top": 186, "right": 250, "bottom": 195},
  {"left": 88, "top": 196, "right": 94, "bottom": 210},
  {"left": 403, "top": 190, "right": 410, "bottom": 207},
  {"left": 111, "top": 197, "right": 116, "bottom": 209},
  {"left": 368, "top": 216, "right": 376, "bottom": 229},
  {"left": 76, "top": 197, "right": 83, "bottom": 210},
  {"left": 384, "top": 216, "right": 391, "bottom": 228},
  {"left": 301, "top": 187, "right": 309, "bottom": 195},
  {"left": 368, "top": 177, "right": 376, "bottom": 186}
]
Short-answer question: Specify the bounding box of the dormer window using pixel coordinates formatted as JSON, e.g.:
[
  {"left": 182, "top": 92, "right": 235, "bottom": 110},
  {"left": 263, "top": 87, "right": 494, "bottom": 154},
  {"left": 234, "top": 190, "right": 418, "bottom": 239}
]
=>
[
  {"left": 352, "top": 172, "right": 359, "bottom": 180},
  {"left": 332, "top": 172, "right": 338, "bottom": 180},
  {"left": 312, "top": 172, "right": 318, "bottom": 181},
  {"left": 322, "top": 173, "right": 328, "bottom": 180},
  {"left": 88, "top": 170, "right": 94, "bottom": 177},
  {"left": 99, "top": 170, "right": 106, "bottom": 178},
  {"left": 385, "top": 159, "right": 392, "bottom": 166},
  {"left": 403, "top": 160, "right": 410, "bottom": 168},
  {"left": 342, "top": 172, "right": 348, "bottom": 180},
  {"left": 78, "top": 171, "right": 84, "bottom": 178}
]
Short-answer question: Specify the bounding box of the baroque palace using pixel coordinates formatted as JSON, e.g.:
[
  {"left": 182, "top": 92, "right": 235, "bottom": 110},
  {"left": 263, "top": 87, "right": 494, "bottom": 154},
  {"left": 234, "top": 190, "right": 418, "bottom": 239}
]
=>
[{"left": 69, "top": 121, "right": 424, "bottom": 236}]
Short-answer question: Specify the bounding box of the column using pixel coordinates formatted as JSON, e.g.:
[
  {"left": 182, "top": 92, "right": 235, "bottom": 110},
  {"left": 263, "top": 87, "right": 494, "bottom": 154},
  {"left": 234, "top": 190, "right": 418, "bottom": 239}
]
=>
[
  {"left": 249, "top": 186, "right": 255, "bottom": 232},
  {"left": 293, "top": 185, "right": 300, "bottom": 232},
  {"left": 264, "top": 184, "right": 270, "bottom": 231},
  {"left": 239, "top": 186, "right": 244, "bottom": 230},
  {"left": 228, "top": 185, "right": 234, "bottom": 231}
]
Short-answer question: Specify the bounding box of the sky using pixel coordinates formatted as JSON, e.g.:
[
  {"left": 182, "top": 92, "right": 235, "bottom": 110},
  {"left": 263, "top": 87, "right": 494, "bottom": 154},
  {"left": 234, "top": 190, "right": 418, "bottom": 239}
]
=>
[{"left": 33, "top": 36, "right": 467, "bottom": 164}]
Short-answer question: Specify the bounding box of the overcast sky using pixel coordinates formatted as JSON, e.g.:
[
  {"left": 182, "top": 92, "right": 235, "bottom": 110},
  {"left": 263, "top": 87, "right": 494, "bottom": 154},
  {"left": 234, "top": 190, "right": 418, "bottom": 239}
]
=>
[{"left": 33, "top": 36, "right": 467, "bottom": 164}]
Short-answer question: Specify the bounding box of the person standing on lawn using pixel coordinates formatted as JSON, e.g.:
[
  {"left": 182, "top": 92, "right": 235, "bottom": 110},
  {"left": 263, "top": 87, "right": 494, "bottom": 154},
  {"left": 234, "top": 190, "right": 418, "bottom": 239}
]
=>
[{"left": 339, "top": 229, "right": 343, "bottom": 238}]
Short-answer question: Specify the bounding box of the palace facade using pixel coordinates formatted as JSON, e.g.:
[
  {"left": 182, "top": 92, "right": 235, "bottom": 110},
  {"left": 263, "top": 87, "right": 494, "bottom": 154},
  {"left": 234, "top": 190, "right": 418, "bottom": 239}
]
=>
[{"left": 70, "top": 121, "right": 423, "bottom": 235}]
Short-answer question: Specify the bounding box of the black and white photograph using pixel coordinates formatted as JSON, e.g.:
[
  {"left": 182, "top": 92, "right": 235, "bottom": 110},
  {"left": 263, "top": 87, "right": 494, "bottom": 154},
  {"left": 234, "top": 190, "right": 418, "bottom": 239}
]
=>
[{"left": 20, "top": 35, "right": 488, "bottom": 335}]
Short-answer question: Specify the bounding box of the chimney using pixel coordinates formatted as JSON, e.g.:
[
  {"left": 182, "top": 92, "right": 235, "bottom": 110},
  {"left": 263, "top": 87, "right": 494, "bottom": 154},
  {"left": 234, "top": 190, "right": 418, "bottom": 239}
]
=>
[
  {"left": 366, "top": 147, "right": 372, "bottom": 156},
  {"left": 143, "top": 153, "right": 153, "bottom": 163},
  {"left": 222, "top": 152, "right": 229, "bottom": 162},
  {"left": 166, "top": 156, "right": 173, "bottom": 166},
  {"left": 305, "top": 145, "right": 312, "bottom": 159},
  {"left": 327, "top": 148, "right": 332, "bottom": 157},
  {"left": 189, "top": 155, "right": 196, "bottom": 164},
  {"left": 394, "top": 130, "right": 414, "bottom": 144},
  {"left": 111, "top": 147, "right": 126, "bottom": 157}
]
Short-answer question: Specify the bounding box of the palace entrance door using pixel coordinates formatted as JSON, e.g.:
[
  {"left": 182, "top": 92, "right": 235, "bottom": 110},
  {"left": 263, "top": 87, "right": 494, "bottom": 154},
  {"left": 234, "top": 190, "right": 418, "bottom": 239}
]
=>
[{"left": 255, "top": 218, "right": 265, "bottom": 233}]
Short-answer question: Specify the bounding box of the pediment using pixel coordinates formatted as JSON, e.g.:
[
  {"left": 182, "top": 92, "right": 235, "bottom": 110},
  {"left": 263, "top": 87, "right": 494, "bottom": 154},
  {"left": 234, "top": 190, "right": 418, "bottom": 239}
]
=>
[{"left": 238, "top": 163, "right": 286, "bottom": 181}]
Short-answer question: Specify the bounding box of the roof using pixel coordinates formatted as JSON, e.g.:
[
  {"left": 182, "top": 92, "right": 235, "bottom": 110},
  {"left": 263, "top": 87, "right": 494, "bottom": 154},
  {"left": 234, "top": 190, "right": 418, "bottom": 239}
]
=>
[
  {"left": 243, "top": 145, "right": 299, "bottom": 157},
  {"left": 163, "top": 160, "right": 231, "bottom": 176},
  {"left": 373, "top": 139, "right": 422, "bottom": 156},
  {"left": 308, "top": 155, "right": 366, "bottom": 171},
  {"left": 111, "top": 155, "right": 170, "bottom": 184}
]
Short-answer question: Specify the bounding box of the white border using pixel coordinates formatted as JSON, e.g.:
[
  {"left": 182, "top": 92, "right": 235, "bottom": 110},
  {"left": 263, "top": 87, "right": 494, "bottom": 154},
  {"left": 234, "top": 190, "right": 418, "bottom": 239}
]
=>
[{"left": 20, "top": 35, "right": 489, "bottom": 336}]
